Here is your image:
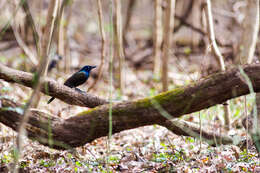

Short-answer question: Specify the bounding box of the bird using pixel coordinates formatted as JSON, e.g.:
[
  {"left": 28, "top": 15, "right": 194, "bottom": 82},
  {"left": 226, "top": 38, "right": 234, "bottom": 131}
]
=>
[
  {"left": 47, "top": 65, "right": 96, "bottom": 104},
  {"left": 48, "top": 54, "right": 62, "bottom": 72}
]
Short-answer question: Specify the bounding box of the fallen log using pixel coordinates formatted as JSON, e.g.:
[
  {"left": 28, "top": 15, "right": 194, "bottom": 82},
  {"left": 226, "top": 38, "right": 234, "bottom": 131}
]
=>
[{"left": 1, "top": 63, "right": 260, "bottom": 149}]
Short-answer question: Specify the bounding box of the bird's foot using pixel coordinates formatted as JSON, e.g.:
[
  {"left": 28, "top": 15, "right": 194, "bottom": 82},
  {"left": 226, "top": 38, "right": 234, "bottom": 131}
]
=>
[{"left": 74, "top": 88, "right": 85, "bottom": 94}]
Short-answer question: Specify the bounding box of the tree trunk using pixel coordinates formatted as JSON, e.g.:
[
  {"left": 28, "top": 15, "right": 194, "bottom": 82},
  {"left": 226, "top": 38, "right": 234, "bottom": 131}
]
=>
[
  {"left": 162, "top": 0, "right": 175, "bottom": 91},
  {"left": 235, "top": 0, "right": 260, "bottom": 153},
  {"left": 235, "top": 0, "right": 259, "bottom": 64}
]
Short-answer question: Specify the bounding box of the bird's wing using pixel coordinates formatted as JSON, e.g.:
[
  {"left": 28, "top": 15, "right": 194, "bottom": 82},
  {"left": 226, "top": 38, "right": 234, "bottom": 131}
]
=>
[{"left": 64, "top": 71, "right": 88, "bottom": 87}]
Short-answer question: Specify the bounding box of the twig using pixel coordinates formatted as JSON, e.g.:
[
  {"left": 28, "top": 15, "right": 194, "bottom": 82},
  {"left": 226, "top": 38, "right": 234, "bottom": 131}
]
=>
[
  {"left": 204, "top": 0, "right": 230, "bottom": 130},
  {"left": 113, "top": 0, "right": 125, "bottom": 94},
  {"left": 42, "top": 0, "right": 59, "bottom": 76},
  {"left": 56, "top": 0, "right": 70, "bottom": 59},
  {"left": 162, "top": 0, "right": 176, "bottom": 91},
  {"left": 204, "top": 0, "right": 225, "bottom": 71},
  {"left": 12, "top": 22, "right": 38, "bottom": 66},
  {"left": 4, "top": 0, "right": 38, "bottom": 66},
  {"left": 14, "top": 0, "right": 59, "bottom": 172},
  {"left": 153, "top": 0, "right": 163, "bottom": 75},
  {"left": 175, "top": 14, "right": 205, "bottom": 35},
  {"left": 57, "top": 0, "right": 65, "bottom": 58},
  {"left": 123, "top": 0, "right": 135, "bottom": 34},
  {"left": 107, "top": 0, "right": 114, "bottom": 171},
  {"left": 123, "top": 0, "right": 136, "bottom": 45},
  {"left": 174, "top": 0, "right": 194, "bottom": 33},
  {"left": 21, "top": 0, "right": 41, "bottom": 55},
  {"left": 88, "top": 0, "right": 106, "bottom": 91},
  {"left": 63, "top": 1, "right": 73, "bottom": 73},
  {"left": 244, "top": 96, "right": 248, "bottom": 154},
  {"left": 174, "top": 14, "right": 231, "bottom": 47},
  {"left": 199, "top": 111, "right": 202, "bottom": 151}
]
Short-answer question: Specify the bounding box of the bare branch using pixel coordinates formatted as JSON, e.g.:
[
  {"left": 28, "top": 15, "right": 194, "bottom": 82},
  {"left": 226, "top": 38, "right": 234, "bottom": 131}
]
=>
[
  {"left": 153, "top": 0, "right": 163, "bottom": 75},
  {"left": 162, "top": 0, "right": 176, "bottom": 91},
  {"left": 204, "top": 0, "right": 230, "bottom": 130},
  {"left": 21, "top": 0, "right": 41, "bottom": 55},
  {"left": 113, "top": 0, "right": 125, "bottom": 93},
  {"left": 88, "top": 0, "right": 106, "bottom": 91},
  {"left": 0, "top": 63, "right": 108, "bottom": 108}
]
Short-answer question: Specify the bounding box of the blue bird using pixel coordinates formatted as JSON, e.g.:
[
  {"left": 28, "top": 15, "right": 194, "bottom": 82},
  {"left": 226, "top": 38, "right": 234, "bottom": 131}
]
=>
[{"left": 47, "top": 65, "right": 96, "bottom": 104}]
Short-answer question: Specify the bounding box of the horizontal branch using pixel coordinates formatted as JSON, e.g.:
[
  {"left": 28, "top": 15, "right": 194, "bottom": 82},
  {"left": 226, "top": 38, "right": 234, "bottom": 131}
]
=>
[{"left": 0, "top": 63, "right": 108, "bottom": 108}]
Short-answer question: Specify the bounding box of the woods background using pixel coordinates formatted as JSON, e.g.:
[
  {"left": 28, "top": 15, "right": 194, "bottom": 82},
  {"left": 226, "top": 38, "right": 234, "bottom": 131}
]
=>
[{"left": 0, "top": 0, "right": 260, "bottom": 172}]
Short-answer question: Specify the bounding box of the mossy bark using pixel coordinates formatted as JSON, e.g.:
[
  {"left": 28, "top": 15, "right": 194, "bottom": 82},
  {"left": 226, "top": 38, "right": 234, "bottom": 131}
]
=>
[{"left": 1, "top": 64, "right": 260, "bottom": 149}]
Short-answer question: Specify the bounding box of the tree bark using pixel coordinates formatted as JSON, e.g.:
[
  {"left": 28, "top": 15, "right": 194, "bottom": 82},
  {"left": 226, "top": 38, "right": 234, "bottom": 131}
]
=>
[
  {"left": 235, "top": 0, "right": 259, "bottom": 64},
  {"left": 2, "top": 64, "right": 260, "bottom": 149},
  {"left": 203, "top": 0, "right": 230, "bottom": 130},
  {"left": 235, "top": 0, "right": 260, "bottom": 153},
  {"left": 0, "top": 63, "right": 108, "bottom": 108},
  {"left": 153, "top": 0, "right": 163, "bottom": 75},
  {"left": 162, "top": 0, "right": 175, "bottom": 91}
]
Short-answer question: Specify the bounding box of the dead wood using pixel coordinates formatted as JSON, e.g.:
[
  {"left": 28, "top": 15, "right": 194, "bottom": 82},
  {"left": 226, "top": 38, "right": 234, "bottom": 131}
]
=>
[
  {"left": 0, "top": 63, "right": 108, "bottom": 108},
  {"left": 1, "top": 63, "right": 260, "bottom": 149},
  {"left": 0, "top": 97, "right": 232, "bottom": 150}
]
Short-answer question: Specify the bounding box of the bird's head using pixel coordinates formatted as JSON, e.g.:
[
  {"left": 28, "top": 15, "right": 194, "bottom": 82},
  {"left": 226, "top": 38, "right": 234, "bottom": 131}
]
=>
[{"left": 80, "top": 65, "right": 96, "bottom": 73}]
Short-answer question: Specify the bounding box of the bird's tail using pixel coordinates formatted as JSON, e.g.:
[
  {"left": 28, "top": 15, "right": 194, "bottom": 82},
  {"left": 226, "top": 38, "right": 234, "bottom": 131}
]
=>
[{"left": 47, "top": 97, "right": 55, "bottom": 104}]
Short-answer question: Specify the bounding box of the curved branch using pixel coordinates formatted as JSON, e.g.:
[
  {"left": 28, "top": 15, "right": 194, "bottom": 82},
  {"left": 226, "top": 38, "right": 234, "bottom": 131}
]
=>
[
  {"left": 173, "top": 0, "right": 193, "bottom": 33},
  {"left": 0, "top": 63, "right": 108, "bottom": 108}
]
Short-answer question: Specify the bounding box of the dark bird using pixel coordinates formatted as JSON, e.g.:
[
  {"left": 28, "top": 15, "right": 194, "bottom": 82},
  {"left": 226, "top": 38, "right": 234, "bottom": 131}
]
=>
[
  {"left": 47, "top": 65, "right": 96, "bottom": 104},
  {"left": 48, "top": 54, "right": 62, "bottom": 72},
  {"left": 30, "top": 54, "right": 63, "bottom": 73}
]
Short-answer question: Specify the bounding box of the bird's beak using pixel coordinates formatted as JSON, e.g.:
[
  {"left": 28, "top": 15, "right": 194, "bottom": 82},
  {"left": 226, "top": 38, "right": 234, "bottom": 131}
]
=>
[{"left": 92, "top": 66, "right": 96, "bottom": 69}]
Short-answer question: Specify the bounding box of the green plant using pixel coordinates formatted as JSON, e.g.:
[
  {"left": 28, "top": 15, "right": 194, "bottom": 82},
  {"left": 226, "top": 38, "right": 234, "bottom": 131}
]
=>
[
  {"left": 39, "top": 159, "right": 55, "bottom": 168},
  {"left": 238, "top": 149, "right": 256, "bottom": 163}
]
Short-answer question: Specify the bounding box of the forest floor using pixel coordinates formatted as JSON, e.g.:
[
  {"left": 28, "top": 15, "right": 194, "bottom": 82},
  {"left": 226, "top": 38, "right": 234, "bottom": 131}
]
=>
[
  {"left": 0, "top": 41, "right": 260, "bottom": 172},
  {"left": 0, "top": 0, "right": 260, "bottom": 171}
]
